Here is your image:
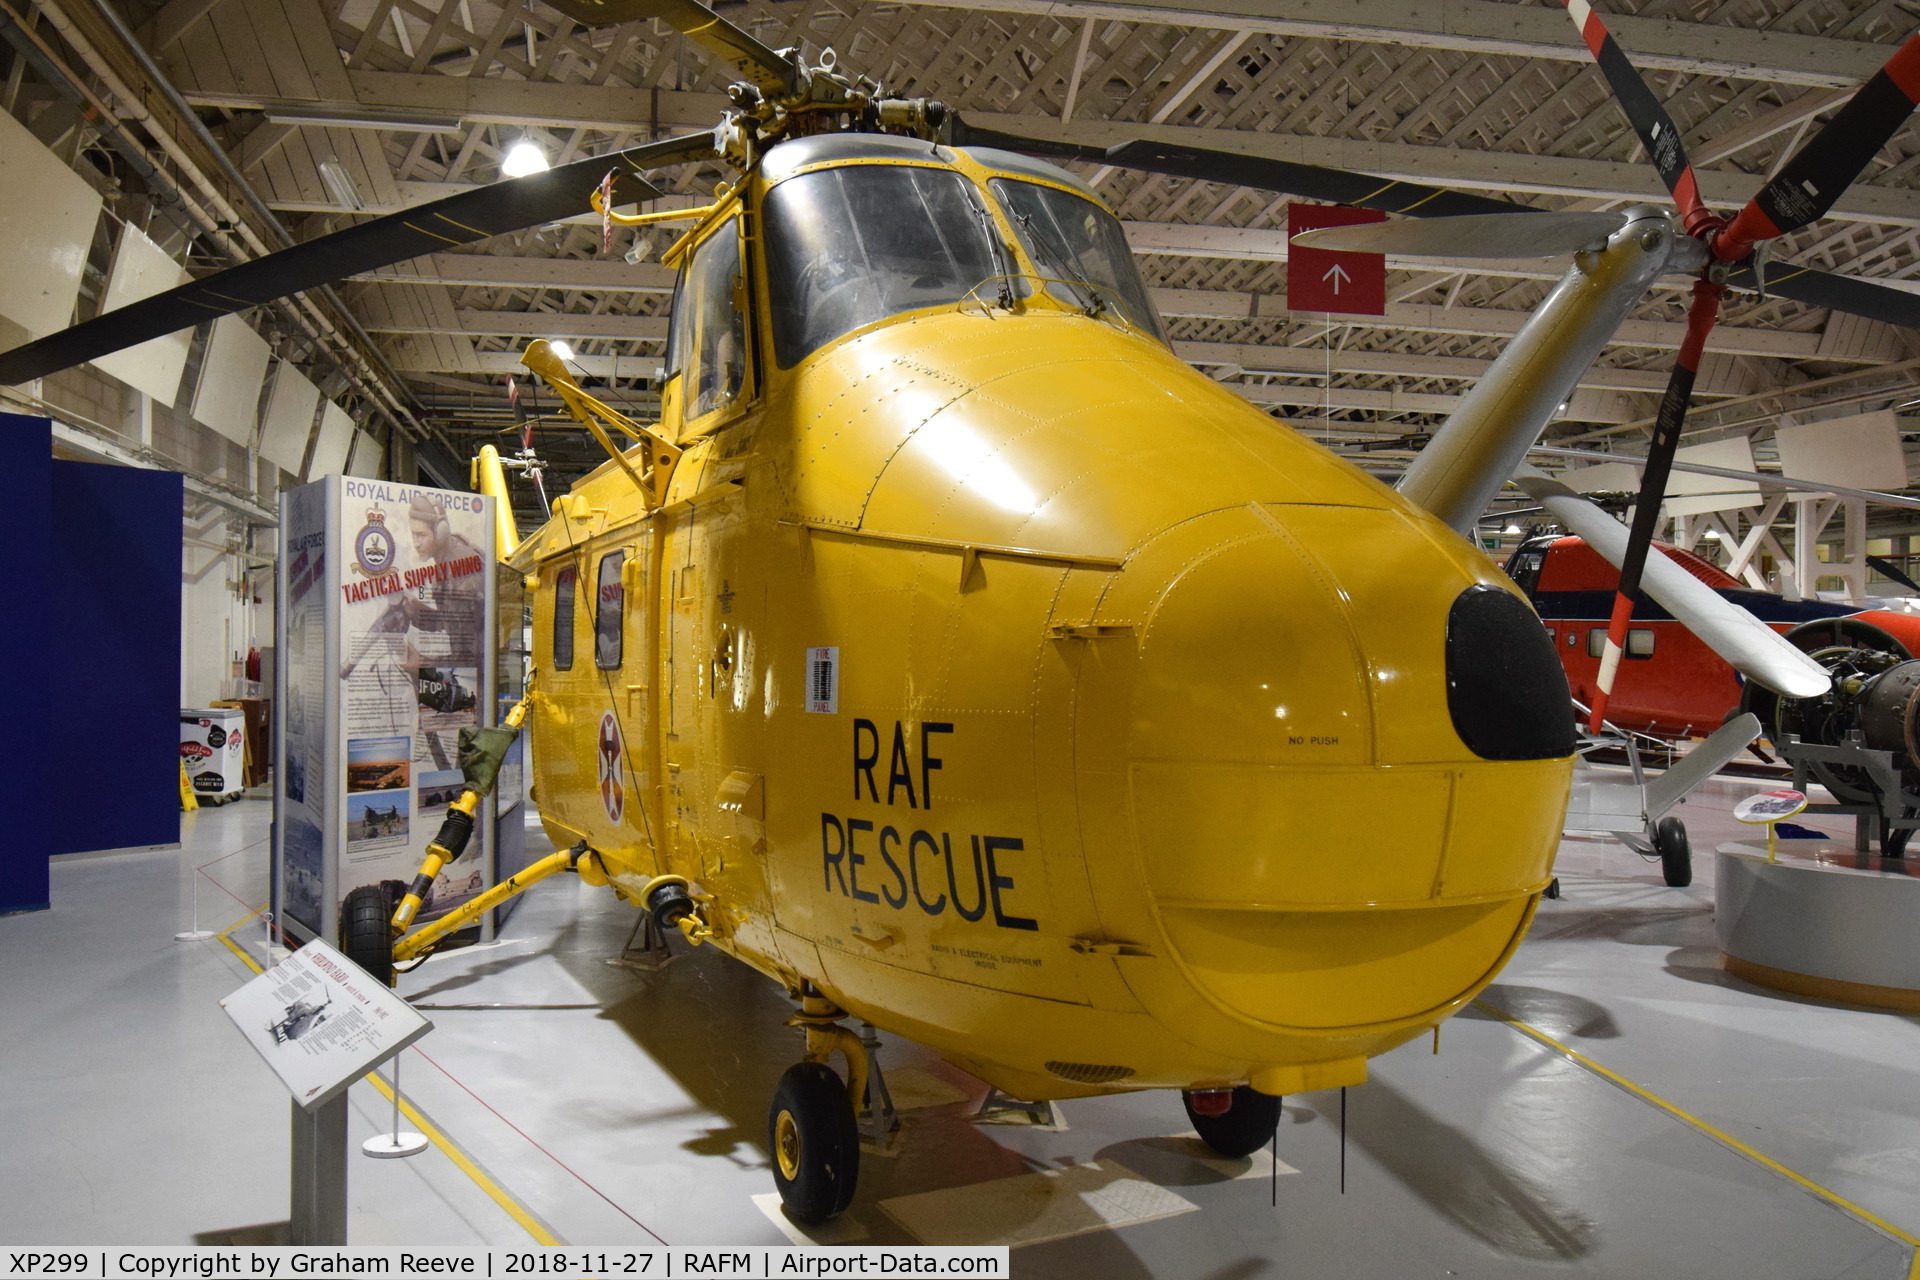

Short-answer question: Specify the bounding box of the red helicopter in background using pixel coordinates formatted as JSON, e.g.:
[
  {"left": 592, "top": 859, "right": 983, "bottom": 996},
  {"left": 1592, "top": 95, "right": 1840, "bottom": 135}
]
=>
[{"left": 1507, "top": 534, "right": 1920, "bottom": 740}]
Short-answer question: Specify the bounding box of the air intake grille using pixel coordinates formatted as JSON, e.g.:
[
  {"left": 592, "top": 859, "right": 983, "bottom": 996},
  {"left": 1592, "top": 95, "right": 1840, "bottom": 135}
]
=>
[
  {"left": 1446, "top": 584, "right": 1576, "bottom": 760},
  {"left": 1045, "top": 1061, "right": 1135, "bottom": 1084}
]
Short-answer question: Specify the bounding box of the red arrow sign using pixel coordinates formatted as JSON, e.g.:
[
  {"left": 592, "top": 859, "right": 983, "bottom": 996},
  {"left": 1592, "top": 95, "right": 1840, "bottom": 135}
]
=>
[{"left": 1287, "top": 204, "right": 1386, "bottom": 315}]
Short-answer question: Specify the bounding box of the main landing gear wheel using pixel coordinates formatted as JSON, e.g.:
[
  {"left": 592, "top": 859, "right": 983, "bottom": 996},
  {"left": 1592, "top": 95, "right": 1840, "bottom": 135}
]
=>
[
  {"left": 340, "top": 885, "right": 395, "bottom": 986},
  {"left": 1656, "top": 816, "right": 1693, "bottom": 888},
  {"left": 1182, "top": 1085, "right": 1282, "bottom": 1159},
  {"left": 769, "top": 1061, "right": 860, "bottom": 1224}
]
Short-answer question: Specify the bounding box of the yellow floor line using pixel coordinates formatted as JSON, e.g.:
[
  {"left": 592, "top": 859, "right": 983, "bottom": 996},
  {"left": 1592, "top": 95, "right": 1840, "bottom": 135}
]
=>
[
  {"left": 215, "top": 912, "right": 562, "bottom": 1247},
  {"left": 1475, "top": 998, "right": 1920, "bottom": 1279}
]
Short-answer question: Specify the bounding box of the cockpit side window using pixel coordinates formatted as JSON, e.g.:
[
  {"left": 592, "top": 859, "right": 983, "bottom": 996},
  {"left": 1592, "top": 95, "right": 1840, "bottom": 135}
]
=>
[
  {"left": 762, "top": 164, "right": 1001, "bottom": 368},
  {"left": 989, "top": 178, "right": 1162, "bottom": 339},
  {"left": 673, "top": 218, "right": 748, "bottom": 421}
]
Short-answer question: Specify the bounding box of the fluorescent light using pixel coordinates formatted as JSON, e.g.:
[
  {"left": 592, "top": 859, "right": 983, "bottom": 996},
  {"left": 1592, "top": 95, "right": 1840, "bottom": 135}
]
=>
[
  {"left": 502, "top": 138, "right": 549, "bottom": 178},
  {"left": 1504, "top": 522, "right": 1521, "bottom": 534},
  {"left": 549, "top": 340, "right": 576, "bottom": 362},
  {"left": 266, "top": 108, "right": 462, "bottom": 134},
  {"left": 317, "top": 159, "right": 363, "bottom": 212}
]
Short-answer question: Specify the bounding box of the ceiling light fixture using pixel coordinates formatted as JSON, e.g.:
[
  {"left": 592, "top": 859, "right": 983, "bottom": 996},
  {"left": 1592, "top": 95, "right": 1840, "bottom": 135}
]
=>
[
  {"left": 502, "top": 138, "right": 549, "bottom": 178},
  {"left": 549, "top": 340, "right": 576, "bottom": 362}
]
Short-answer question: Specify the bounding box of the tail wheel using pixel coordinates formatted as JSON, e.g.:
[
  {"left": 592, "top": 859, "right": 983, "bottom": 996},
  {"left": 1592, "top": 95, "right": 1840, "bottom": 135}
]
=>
[
  {"left": 1182, "top": 1085, "right": 1281, "bottom": 1159},
  {"left": 340, "top": 885, "right": 395, "bottom": 987},
  {"left": 1656, "top": 816, "right": 1693, "bottom": 888},
  {"left": 768, "top": 1061, "right": 859, "bottom": 1224}
]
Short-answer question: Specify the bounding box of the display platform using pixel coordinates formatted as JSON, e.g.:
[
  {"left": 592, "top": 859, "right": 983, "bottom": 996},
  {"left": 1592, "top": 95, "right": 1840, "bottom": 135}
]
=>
[{"left": 1716, "top": 843, "right": 1920, "bottom": 1010}]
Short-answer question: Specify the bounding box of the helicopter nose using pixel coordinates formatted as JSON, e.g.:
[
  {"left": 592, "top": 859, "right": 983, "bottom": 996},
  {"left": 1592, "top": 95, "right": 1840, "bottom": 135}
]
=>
[{"left": 1070, "top": 503, "right": 1572, "bottom": 1037}]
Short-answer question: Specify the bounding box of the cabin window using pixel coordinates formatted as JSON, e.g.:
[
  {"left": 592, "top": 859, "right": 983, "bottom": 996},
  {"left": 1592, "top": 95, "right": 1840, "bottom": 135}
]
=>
[
  {"left": 763, "top": 164, "right": 1001, "bottom": 367},
  {"left": 667, "top": 219, "right": 747, "bottom": 421},
  {"left": 595, "top": 550, "right": 626, "bottom": 670},
  {"left": 989, "top": 178, "right": 1161, "bottom": 336},
  {"left": 552, "top": 565, "right": 577, "bottom": 671},
  {"left": 1586, "top": 627, "right": 1656, "bottom": 659}
]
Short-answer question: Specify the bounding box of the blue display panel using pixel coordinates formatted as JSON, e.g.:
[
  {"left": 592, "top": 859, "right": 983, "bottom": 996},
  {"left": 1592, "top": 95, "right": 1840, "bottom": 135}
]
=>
[
  {"left": 0, "top": 415, "right": 52, "bottom": 913},
  {"left": 48, "top": 457, "right": 183, "bottom": 856}
]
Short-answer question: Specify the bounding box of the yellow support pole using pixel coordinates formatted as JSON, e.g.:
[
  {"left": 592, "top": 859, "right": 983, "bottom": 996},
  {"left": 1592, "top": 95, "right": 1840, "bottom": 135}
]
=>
[
  {"left": 393, "top": 847, "right": 578, "bottom": 962},
  {"left": 473, "top": 444, "right": 521, "bottom": 558},
  {"left": 389, "top": 697, "right": 531, "bottom": 934}
]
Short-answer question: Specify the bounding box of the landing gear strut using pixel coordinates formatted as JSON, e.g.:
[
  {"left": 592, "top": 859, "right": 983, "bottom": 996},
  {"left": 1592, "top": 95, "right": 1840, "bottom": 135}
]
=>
[{"left": 770, "top": 987, "right": 895, "bottom": 1224}]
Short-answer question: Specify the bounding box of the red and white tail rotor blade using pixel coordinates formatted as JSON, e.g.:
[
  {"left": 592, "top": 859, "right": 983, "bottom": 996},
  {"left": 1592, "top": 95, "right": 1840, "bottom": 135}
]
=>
[
  {"left": 1583, "top": 280, "right": 1723, "bottom": 734},
  {"left": 1715, "top": 31, "right": 1920, "bottom": 262},
  {"left": 1563, "top": 0, "right": 1714, "bottom": 235}
]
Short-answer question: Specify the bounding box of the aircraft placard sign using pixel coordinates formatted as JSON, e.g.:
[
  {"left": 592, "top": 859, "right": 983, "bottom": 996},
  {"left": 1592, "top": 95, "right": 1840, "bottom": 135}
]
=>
[{"left": 1287, "top": 204, "right": 1386, "bottom": 315}]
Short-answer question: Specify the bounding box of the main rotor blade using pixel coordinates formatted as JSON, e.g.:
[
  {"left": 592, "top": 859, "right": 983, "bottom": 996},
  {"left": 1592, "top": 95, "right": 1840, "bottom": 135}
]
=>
[
  {"left": 1511, "top": 467, "right": 1830, "bottom": 699},
  {"left": 1101, "top": 139, "right": 1536, "bottom": 218},
  {"left": 1563, "top": 0, "right": 1710, "bottom": 233},
  {"left": 542, "top": 0, "right": 797, "bottom": 96},
  {"left": 1292, "top": 211, "right": 1629, "bottom": 259},
  {"left": 950, "top": 121, "right": 1535, "bottom": 218},
  {"left": 1716, "top": 32, "right": 1920, "bottom": 259},
  {"left": 0, "top": 130, "right": 717, "bottom": 387}
]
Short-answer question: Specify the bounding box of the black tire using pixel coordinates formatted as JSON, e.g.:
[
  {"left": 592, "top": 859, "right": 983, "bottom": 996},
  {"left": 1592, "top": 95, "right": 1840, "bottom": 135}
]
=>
[
  {"left": 340, "top": 885, "right": 395, "bottom": 987},
  {"left": 1182, "top": 1085, "right": 1281, "bottom": 1159},
  {"left": 768, "top": 1061, "right": 860, "bottom": 1224},
  {"left": 1544, "top": 877, "right": 1562, "bottom": 901},
  {"left": 1656, "top": 817, "right": 1692, "bottom": 888}
]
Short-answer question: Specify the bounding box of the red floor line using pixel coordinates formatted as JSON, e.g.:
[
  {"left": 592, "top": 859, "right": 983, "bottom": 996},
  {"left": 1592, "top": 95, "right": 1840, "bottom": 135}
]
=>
[
  {"left": 196, "top": 835, "right": 270, "bottom": 871},
  {"left": 197, "top": 846, "right": 660, "bottom": 1239},
  {"left": 410, "top": 1045, "right": 670, "bottom": 1245}
]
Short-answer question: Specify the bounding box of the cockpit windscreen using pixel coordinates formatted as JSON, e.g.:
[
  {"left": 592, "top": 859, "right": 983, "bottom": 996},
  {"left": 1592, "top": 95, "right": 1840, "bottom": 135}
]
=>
[
  {"left": 990, "top": 178, "right": 1161, "bottom": 337},
  {"left": 763, "top": 164, "right": 1002, "bottom": 367}
]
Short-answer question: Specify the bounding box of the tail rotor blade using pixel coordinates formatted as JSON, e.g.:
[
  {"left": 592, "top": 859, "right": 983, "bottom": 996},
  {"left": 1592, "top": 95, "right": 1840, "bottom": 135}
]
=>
[
  {"left": 1575, "top": 280, "right": 1723, "bottom": 732},
  {"left": 1291, "top": 211, "right": 1628, "bottom": 259},
  {"left": 1563, "top": 0, "right": 1712, "bottom": 234},
  {"left": 1716, "top": 31, "right": 1920, "bottom": 259}
]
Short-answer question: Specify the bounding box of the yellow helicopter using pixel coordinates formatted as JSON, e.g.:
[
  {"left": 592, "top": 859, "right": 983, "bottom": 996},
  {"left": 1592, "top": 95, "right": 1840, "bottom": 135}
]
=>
[{"left": 6, "top": 0, "right": 1912, "bottom": 1227}]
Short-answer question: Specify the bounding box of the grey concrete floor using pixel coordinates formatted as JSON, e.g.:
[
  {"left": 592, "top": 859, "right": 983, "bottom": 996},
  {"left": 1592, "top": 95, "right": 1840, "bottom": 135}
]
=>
[{"left": 3, "top": 779, "right": 1918, "bottom": 1278}]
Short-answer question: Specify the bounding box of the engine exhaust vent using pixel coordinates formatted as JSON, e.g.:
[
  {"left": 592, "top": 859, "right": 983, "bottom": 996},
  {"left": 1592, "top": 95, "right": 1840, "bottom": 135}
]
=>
[{"left": 1045, "top": 1061, "right": 1135, "bottom": 1084}]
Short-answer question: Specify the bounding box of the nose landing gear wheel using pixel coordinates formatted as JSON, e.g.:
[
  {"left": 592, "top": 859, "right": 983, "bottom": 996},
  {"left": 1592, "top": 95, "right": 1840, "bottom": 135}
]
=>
[
  {"left": 1182, "top": 1085, "right": 1282, "bottom": 1159},
  {"left": 1655, "top": 816, "right": 1692, "bottom": 888},
  {"left": 768, "top": 1060, "right": 860, "bottom": 1224},
  {"left": 340, "top": 885, "right": 395, "bottom": 987}
]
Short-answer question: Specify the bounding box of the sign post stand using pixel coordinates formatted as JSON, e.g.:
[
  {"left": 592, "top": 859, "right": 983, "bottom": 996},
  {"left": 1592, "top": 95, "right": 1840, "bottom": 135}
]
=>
[
  {"left": 290, "top": 1094, "right": 349, "bottom": 1245},
  {"left": 362, "top": 1052, "right": 429, "bottom": 1159},
  {"left": 221, "top": 938, "right": 432, "bottom": 1245}
]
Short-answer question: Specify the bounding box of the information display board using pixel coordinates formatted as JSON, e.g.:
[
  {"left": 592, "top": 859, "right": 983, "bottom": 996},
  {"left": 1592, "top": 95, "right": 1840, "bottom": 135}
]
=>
[
  {"left": 220, "top": 939, "right": 431, "bottom": 1109},
  {"left": 273, "top": 477, "right": 497, "bottom": 944}
]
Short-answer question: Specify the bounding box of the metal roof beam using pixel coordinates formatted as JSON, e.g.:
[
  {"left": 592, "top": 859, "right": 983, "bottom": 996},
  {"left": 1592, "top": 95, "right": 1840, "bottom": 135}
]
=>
[{"left": 887, "top": 0, "right": 1907, "bottom": 88}]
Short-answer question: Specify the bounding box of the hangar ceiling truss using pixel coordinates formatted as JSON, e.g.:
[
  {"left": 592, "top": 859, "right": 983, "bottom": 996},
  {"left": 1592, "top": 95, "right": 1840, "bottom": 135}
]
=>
[{"left": 21, "top": 0, "right": 1920, "bottom": 504}]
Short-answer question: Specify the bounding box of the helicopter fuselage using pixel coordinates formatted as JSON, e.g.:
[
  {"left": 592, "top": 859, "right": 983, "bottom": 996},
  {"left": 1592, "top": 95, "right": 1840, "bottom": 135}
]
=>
[{"left": 511, "top": 136, "right": 1575, "bottom": 1101}]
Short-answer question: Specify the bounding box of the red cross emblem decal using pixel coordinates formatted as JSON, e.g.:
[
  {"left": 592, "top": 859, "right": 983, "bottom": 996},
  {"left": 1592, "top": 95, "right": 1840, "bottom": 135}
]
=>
[{"left": 597, "top": 712, "right": 625, "bottom": 823}]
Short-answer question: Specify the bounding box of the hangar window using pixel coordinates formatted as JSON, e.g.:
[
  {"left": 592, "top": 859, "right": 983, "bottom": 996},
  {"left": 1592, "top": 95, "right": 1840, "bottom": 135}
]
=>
[
  {"left": 553, "top": 565, "right": 577, "bottom": 672},
  {"left": 762, "top": 164, "right": 1001, "bottom": 367},
  {"left": 990, "top": 178, "right": 1161, "bottom": 336},
  {"left": 665, "top": 219, "right": 748, "bottom": 422},
  {"left": 596, "top": 550, "right": 626, "bottom": 670}
]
